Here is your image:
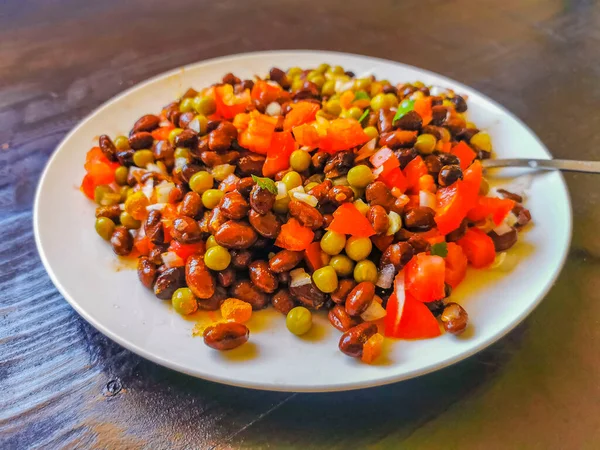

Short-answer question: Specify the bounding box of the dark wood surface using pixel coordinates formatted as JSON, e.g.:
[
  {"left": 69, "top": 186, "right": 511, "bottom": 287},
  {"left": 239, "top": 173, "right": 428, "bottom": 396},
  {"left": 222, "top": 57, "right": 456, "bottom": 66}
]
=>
[{"left": 3, "top": 0, "right": 600, "bottom": 448}]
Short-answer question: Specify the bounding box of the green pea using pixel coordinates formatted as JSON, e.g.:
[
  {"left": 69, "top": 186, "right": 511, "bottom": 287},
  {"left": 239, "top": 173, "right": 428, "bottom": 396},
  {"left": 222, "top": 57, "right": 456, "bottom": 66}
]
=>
[
  {"left": 291, "top": 77, "right": 304, "bottom": 92},
  {"left": 308, "top": 73, "right": 325, "bottom": 88},
  {"left": 94, "top": 185, "right": 113, "bottom": 205},
  {"left": 171, "top": 288, "right": 198, "bottom": 315},
  {"left": 353, "top": 199, "right": 370, "bottom": 216},
  {"left": 192, "top": 96, "right": 216, "bottom": 116},
  {"left": 281, "top": 171, "right": 302, "bottom": 191},
  {"left": 329, "top": 65, "right": 345, "bottom": 75},
  {"left": 384, "top": 93, "right": 399, "bottom": 108},
  {"left": 95, "top": 217, "right": 115, "bottom": 241},
  {"left": 168, "top": 128, "right": 184, "bottom": 144},
  {"left": 414, "top": 134, "right": 437, "bottom": 154},
  {"left": 174, "top": 147, "right": 190, "bottom": 160},
  {"left": 113, "top": 135, "right": 130, "bottom": 150},
  {"left": 133, "top": 149, "right": 155, "bottom": 168},
  {"left": 370, "top": 93, "right": 387, "bottom": 111},
  {"left": 304, "top": 182, "right": 319, "bottom": 192},
  {"left": 316, "top": 63, "right": 330, "bottom": 74},
  {"left": 202, "top": 189, "right": 224, "bottom": 209},
  {"left": 211, "top": 164, "right": 235, "bottom": 182},
  {"left": 204, "top": 245, "right": 231, "bottom": 271},
  {"left": 354, "top": 78, "right": 372, "bottom": 91},
  {"left": 206, "top": 235, "right": 218, "bottom": 249},
  {"left": 325, "top": 99, "right": 342, "bottom": 116},
  {"left": 413, "top": 81, "right": 425, "bottom": 88},
  {"left": 119, "top": 211, "right": 141, "bottom": 230},
  {"left": 286, "top": 306, "right": 313, "bottom": 336},
  {"left": 345, "top": 236, "right": 372, "bottom": 261},
  {"left": 346, "top": 107, "right": 363, "bottom": 121},
  {"left": 189, "top": 171, "right": 214, "bottom": 194},
  {"left": 118, "top": 185, "right": 129, "bottom": 202},
  {"left": 364, "top": 126, "right": 378, "bottom": 140},
  {"left": 347, "top": 165, "right": 374, "bottom": 189},
  {"left": 114, "top": 166, "right": 129, "bottom": 186},
  {"left": 321, "top": 80, "right": 336, "bottom": 97},
  {"left": 354, "top": 260, "right": 378, "bottom": 283},
  {"left": 320, "top": 230, "right": 346, "bottom": 256},
  {"left": 272, "top": 195, "right": 290, "bottom": 214},
  {"left": 312, "top": 266, "right": 338, "bottom": 293},
  {"left": 179, "top": 98, "right": 194, "bottom": 113},
  {"left": 329, "top": 254, "right": 355, "bottom": 277},
  {"left": 470, "top": 132, "right": 492, "bottom": 152},
  {"left": 289, "top": 150, "right": 312, "bottom": 172},
  {"left": 287, "top": 67, "right": 303, "bottom": 78}
]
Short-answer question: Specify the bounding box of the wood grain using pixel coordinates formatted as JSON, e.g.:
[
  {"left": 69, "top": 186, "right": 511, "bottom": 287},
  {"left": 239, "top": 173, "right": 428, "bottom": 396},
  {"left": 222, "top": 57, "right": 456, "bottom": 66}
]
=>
[{"left": 2, "top": 0, "right": 600, "bottom": 448}]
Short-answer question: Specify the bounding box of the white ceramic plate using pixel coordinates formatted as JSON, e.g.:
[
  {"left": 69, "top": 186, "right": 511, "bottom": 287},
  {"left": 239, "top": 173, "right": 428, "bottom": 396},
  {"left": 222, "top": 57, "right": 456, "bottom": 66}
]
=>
[{"left": 34, "top": 51, "right": 572, "bottom": 392}]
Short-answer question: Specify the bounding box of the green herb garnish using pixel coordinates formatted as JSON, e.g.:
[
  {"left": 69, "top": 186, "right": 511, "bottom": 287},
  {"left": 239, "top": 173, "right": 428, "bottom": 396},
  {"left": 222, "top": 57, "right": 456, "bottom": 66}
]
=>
[
  {"left": 354, "top": 91, "right": 370, "bottom": 101},
  {"left": 431, "top": 242, "right": 448, "bottom": 258},
  {"left": 252, "top": 175, "right": 278, "bottom": 195},
  {"left": 392, "top": 99, "right": 415, "bottom": 123},
  {"left": 358, "top": 108, "right": 370, "bottom": 124}
]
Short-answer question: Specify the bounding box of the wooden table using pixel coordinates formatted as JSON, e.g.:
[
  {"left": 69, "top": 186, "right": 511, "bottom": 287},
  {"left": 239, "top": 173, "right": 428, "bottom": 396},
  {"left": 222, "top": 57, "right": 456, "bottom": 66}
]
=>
[{"left": 3, "top": 0, "right": 600, "bottom": 448}]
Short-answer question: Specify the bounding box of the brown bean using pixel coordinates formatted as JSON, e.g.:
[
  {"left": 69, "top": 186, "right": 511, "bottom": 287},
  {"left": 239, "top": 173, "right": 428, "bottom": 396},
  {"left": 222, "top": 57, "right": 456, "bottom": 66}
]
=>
[
  {"left": 137, "top": 257, "right": 157, "bottom": 289},
  {"left": 513, "top": 204, "right": 532, "bottom": 227},
  {"left": 445, "top": 116, "right": 467, "bottom": 136},
  {"left": 110, "top": 226, "right": 133, "bottom": 256},
  {"left": 95, "top": 205, "right": 121, "bottom": 222},
  {"left": 117, "top": 149, "right": 135, "bottom": 167},
  {"left": 311, "top": 151, "right": 330, "bottom": 172},
  {"left": 458, "top": 127, "right": 479, "bottom": 142},
  {"left": 288, "top": 200, "right": 324, "bottom": 230},
  {"left": 403, "top": 207, "right": 436, "bottom": 231},
  {"left": 394, "top": 228, "right": 414, "bottom": 241},
  {"left": 153, "top": 267, "right": 186, "bottom": 300},
  {"left": 394, "top": 110, "right": 422, "bottom": 131},
  {"left": 153, "top": 140, "right": 174, "bottom": 166},
  {"left": 197, "top": 286, "right": 227, "bottom": 311},
  {"left": 327, "top": 186, "right": 354, "bottom": 205},
  {"left": 289, "top": 282, "right": 327, "bottom": 309},
  {"left": 451, "top": 95, "right": 468, "bottom": 113},
  {"left": 408, "top": 235, "right": 431, "bottom": 254},
  {"left": 222, "top": 72, "right": 241, "bottom": 85},
  {"left": 441, "top": 302, "right": 468, "bottom": 334},
  {"left": 269, "top": 250, "right": 304, "bottom": 273},
  {"left": 395, "top": 148, "right": 418, "bottom": 169},
  {"left": 365, "top": 181, "right": 395, "bottom": 211},
  {"left": 438, "top": 165, "right": 463, "bottom": 187},
  {"left": 338, "top": 323, "right": 378, "bottom": 358},
  {"left": 199, "top": 150, "right": 239, "bottom": 168},
  {"left": 324, "top": 152, "right": 355, "bottom": 178},
  {"left": 214, "top": 221, "right": 257, "bottom": 249},
  {"left": 230, "top": 280, "right": 269, "bottom": 310},
  {"left": 237, "top": 153, "right": 266, "bottom": 177},
  {"left": 203, "top": 322, "right": 249, "bottom": 351},
  {"left": 307, "top": 179, "right": 332, "bottom": 203},
  {"left": 248, "top": 260, "right": 279, "bottom": 293},
  {"left": 345, "top": 281, "right": 376, "bottom": 317},
  {"left": 98, "top": 135, "right": 117, "bottom": 161},
  {"left": 207, "top": 207, "right": 228, "bottom": 234},
  {"left": 331, "top": 279, "right": 357, "bottom": 305},
  {"left": 219, "top": 191, "right": 250, "bottom": 220},
  {"left": 278, "top": 271, "right": 291, "bottom": 285},
  {"left": 178, "top": 163, "right": 201, "bottom": 184},
  {"left": 446, "top": 218, "right": 468, "bottom": 242},
  {"left": 171, "top": 216, "right": 202, "bottom": 243},
  {"left": 438, "top": 153, "right": 460, "bottom": 166},
  {"left": 379, "top": 242, "right": 414, "bottom": 271},
  {"left": 378, "top": 130, "right": 417, "bottom": 149},
  {"left": 208, "top": 129, "right": 232, "bottom": 152},
  {"left": 148, "top": 246, "right": 165, "bottom": 265},
  {"left": 329, "top": 305, "right": 362, "bottom": 332},
  {"left": 248, "top": 209, "right": 281, "bottom": 238},
  {"left": 132, "top": 114, "right": 160, "bottom": 133},
  {"left": 377, "top": 108, "right": 395, "bottom": 133},
  {"left": 269, "top": 67, "right": 290, "bottom": 89},
  {"left": 185, "top": 254, "right": 215, "bottom": 299},
  {"left": 206, "top": 120, "right": 221, "bottom": 133},
  {"left": 217, "top": 267, "right": 236, "bottom": 288},
  {"left": 424, "top": 154, "right": 443, "bottom": 179},
  {"left": 293, "top": 80, "right": 319, "bottom": 100},
  {"left": 488, "top": 228, "right": 518, "bottom": 251},
  {"left": 272, "top": 289, "right": 296, "bottom": 314},
  {"left": 367, "top": 205, "right": 389, "bottom": 234},
  {"left": 236, "top": 177, "right": 255, "bottom": 197},
  {"left": 249, "top": 185, "right": 275, "bottom": 214},
  {"left": 231, "top": 250, "right": 252, "bottom": 269},
  {"left": 144, "top": 210, "right": 164, "bottom": 244},
  {"left": 497, "top": 189, "right": 523, "bottom": 203},
  {"left": 128, "top": 131, "right": 153, "bottom": 150},
  {"left": 174, "top": 129, "right": 197, "bottom": 148},
  {"left": 180, "top": 191, "right": 203, "bottom": 219}
]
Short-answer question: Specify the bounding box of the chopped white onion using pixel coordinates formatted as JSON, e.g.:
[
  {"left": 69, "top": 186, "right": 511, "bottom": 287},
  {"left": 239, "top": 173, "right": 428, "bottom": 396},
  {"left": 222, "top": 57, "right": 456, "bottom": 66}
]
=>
[
  {"left": 188, "top": 117, "right": 202, "bottom": 133},
  {"left": 376, "top": 264, "right": 395, "bottom": 289},
  {"left": 146, "top": 203, "right": 167, "bottom": 212},
  {"left": 490, "top": 252, "right": 507, "bottom": 269},
  {"left": 353, "top": 199, "right": 369, "bottom": 216},
  {"left": 505, "top": 211, "right": 519, "bottom": 227},
  {"left": 265, "top": 102, "right": 282, "bottom": 116},
  {"left": 419, "top": 190, "right": 437, "bottom": 210},
  {"left": 386, "top": 211, "right": 402, "bottom": 236},
  {"left": 174, "top": 157, "right": 188, "bottom": 170},
  {"left": 128, "top": 166, "right": 146, "bottom": 183},
  {"left": 119, "top": 203, "right": 125, "bottom": 211},
  {"left": 287, "top": 186, "right": 305, "bottom": 197},
  {"left": 335, "top": 79, "right": 354, "bottom": 93},
  {"left": 211, "top": 164, "right": 236, "bottom": 181},
  {"left": 361, "top": 300, "right": 387, "bottom": 322},
  {"left": 155, "top": 182, "right": 175, "bottom": 203},
  {"left": 492, "top": 222, "right": 513, "bottom": 236},
  {"left": 358, "top": 138, "right": 377, "bottom": 155},
  {"left": 276, "top": 181, "right": 288, "bottom": 200},
  {"left": 141, "top": 179, "right": 154, "bottom": 199},
  {"left": 292, "top": 192, "right": 318, "bottom": 207},
  {"left": 146, "top": 163, "right": 167, "bottom": 175},
  {"left": 162, "top": 251, "right": 185, "bottom": 268},
  {"left": 429, "top": 86, "right": 448, "bottom": 96},
  {"left": 372, "top": 165, "right": 384, "bottom": 178},
  {"left": 395, "top": 271, "right": 406, "bottom": 301},
  {"left": 290, "top": 268, "right": 312, "bottom": 287},
  {"left": 159, "top": 119, "right": 171, "bottom": 127}
]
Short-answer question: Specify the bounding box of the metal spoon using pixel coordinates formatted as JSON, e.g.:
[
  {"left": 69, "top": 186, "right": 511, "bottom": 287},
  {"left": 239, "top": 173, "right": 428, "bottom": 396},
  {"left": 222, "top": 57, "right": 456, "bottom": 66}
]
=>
[{"left": 482, "top": 158, "right": 600, "bottom": 174}]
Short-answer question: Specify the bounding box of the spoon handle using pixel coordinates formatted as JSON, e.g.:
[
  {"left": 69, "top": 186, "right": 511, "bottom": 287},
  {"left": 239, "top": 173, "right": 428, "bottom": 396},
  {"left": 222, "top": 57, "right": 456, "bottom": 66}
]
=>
[{"left": 482, "top": 158, "right": 600, "bottom": 174}]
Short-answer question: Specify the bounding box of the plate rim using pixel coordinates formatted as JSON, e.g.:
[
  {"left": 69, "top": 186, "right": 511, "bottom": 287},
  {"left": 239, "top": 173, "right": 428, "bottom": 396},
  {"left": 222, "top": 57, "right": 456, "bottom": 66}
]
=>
[{"left": 33, "top": 50, "right": 573, "bottom": 392}]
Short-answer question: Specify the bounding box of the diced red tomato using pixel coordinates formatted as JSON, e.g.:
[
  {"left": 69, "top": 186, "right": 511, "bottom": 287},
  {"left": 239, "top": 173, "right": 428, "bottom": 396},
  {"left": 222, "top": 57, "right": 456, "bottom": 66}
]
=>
[
  {"left": 379, "top": 167, "right": 408, "bottom": 192},
  {"left": 238, "top": 111, "right": 278, "bottom": 155},
  {"left": 262, "top": 131, "right": 297, "bottom": 177},
  {"left": 214, "top": 84, "right": 251, "bottom": 119},
  {"left": 80, "top": 173, "right": 95, "bottom": 200},
  {"left": 403, "top": 156, "right": 428, "bottom": 194},
  {"left": 404, "top": 254, "right": 446, "bottom": 303},
  {"left": 251, "top": 80, "right": 283, "bottom": 106},
  {"left": 327, "top": 203, "right": 375, "bottom": 237},
  {"left": 292, "top": 123, "right": 321, "bottom": 148},
  {"left": 340, "top": 90, "right": 355, "bottom": 110},
  {"left": 457, "top": 228, "right": 496, "bottom": 268},
  {"left": 233, "top": 112, "right": 251, "bottom": 130},
  {"left": 81, "top": 147, "right": 120, "bottom": 198},
  {"left": 151, "top": 125, "right": 175, "bottom": 141},
  {"left": 467, "top": 196, "right": 516, "bottom": 226},
  {"left": 319, "top": 119, "right": 369, "bottom": 153},
  {"left": 133, "top": 235, "right": 153, "bottom": 257},
  {"left": 414, "top": 97, "right": 433, "bottom": 126},
  {"left": 414, "top": 229, "right": 444, "bottom": 245},
  {"left": 371, "top": 234, "right": 394, "bottom": 252},
  {"left": 439, "top": 141, "right": 452, "bottom": 153},
  {"left": 445, "top": 242, "right": 468, "bottom": 288},
  {"left": 275, "top": 218, "right": 315, "bottom": 251},
  {"left": 361, "top": 333, "right": 384, "bottom": 364},
  {"left": 461, "top": 160, "right": 482, "bottom": 208},
  {"left": 304, "top": 241, "right": 324, "bottom": 272},
  {"left": 169, "top": 240, "right": 206, "bottom": 262},
  {"left": 451, "top": 141, "right": 477, "bottom": 170},
  {"left": 435, "top": 183, "right": 466, "bottom": 235},
  {"left": 283, "top": 101, "right": 320, "bottom": 130},
  {"left": 385, "top": 292, "right": 441, "bottom": 339}
]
